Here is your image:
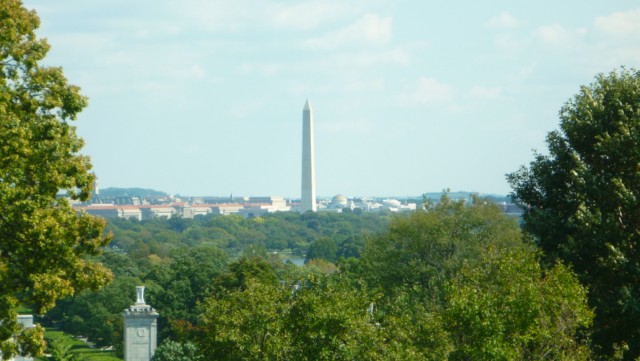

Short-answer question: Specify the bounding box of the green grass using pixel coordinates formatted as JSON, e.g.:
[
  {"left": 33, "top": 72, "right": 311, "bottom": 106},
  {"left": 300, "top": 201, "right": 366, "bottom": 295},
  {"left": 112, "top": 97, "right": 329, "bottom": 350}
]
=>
[
  {"left": 37, "top": 329, "right": 121, "bottom": 361},
  {"left": 16, "top": 305, "right": 33, "bottom": 314}
]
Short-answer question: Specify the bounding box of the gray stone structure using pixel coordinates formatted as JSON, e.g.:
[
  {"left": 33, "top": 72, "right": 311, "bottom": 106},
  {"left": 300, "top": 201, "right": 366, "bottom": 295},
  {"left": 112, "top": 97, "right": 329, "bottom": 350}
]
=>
[
  {"left": 123, "top": 286, "right": 159, "bottom": 361},
  {"left": 301, "top": 99, "right": 317, "bottom": 212}
]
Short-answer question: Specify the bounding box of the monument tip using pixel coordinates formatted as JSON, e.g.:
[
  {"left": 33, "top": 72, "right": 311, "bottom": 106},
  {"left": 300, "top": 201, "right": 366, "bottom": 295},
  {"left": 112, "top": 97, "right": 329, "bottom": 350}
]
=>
[
  {"left": 136, "top": 286, "right": 145, "bottom": 304},
  {"left": 303, "top": 99, "right": 311, "bottom": 111}
]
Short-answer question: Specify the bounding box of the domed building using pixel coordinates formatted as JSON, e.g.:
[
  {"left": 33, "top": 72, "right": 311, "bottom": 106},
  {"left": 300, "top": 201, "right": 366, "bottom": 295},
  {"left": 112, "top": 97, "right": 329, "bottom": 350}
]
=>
[
  {"left": 330, "top": 194, "right": 348, "bottom": 208},
  {"left": 382, "top": 199, "right": 402, "bottom": 209},
  {"left": 323, "top": 194, "right": 356, "bottom": 212}
]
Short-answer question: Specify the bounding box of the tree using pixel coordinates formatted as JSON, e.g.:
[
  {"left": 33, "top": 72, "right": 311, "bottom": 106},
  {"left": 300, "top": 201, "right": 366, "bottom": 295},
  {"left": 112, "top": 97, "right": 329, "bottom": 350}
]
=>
[
  {"left": 286, "top": 277, "right": 385, "bottom": 361},
  {"left": 152, "top": 340, "right": 203, "bottom": 361},
  {"left": 212, "top": 257, "right": 278, "bottom": 293},
  {"left": 353, "top": 195, "right": 593, "bottom": 359},
  {"left": 198, "top": 275, "right": 386, "bottom": 361},
  {"left": 508, "top": 68, "right": 640, "bottom": 359},
  {"left": 305, "top": 237, "right": 338, "bottom": 263},
  {"left": 198, "top": 280, "right": 291, "bottom": 360},
  {"left": 49, "top": 338, "right": 78, "bottom": 361},
  {"left": 358, "top": 195, "right": 522, "bottom": 297},
  {"left": 0, "top": 1, "right": 111, "bottom": 359},
  {"left": 444, "top": 246, "right": 592, "bottom": 360}
]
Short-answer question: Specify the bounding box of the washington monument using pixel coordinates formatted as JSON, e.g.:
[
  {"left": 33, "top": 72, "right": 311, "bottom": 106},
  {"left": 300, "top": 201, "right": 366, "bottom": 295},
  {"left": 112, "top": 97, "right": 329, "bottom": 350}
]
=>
[{"left": 301, "top": 99, "right": 316, "bottom": 212}]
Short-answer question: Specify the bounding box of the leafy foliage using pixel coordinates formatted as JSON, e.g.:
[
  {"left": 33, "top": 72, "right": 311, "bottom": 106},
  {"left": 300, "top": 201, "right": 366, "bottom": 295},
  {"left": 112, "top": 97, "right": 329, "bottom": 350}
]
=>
[
  {"left": 305, "top": 237, "right": 338, "bottom": 263},
  {"left": 105, "top": 211, "right": 389, "bottom": 258},
  {"left": 0, "top": 1, "right": 111, "bottom": 358},
  {"left": 508, "top": 68, "right": 640, "bottom": 359},
  {"left": 195, "top": 197, "right": 592, "bottom": 360},
  {"left": 199, "top": 275, "right": 383, "bottom": 361},
  {"left": 49, "top": 338, "right": 79, "bottom": 361},
  {"left": 354, "top": 196, "right": 592, "bottom": 360},
  {"left": 359, "top": 195, "right": 522, "bottom": 297},
  {"left": 152, "top": 340, "right": 202, "bottom": 361},
  {"left": 444, "top": 247, "right": 592, "bottom": 360}
]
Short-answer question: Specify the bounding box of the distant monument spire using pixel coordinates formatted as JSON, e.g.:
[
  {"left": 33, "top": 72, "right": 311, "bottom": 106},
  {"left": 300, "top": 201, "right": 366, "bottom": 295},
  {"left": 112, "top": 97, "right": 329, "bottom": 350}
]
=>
[
  {"left": 301, "top": 99, "right": 316, "bottom": 212},
  {"left": 93, "top": 173, "right": 99, "bottom": 196}
]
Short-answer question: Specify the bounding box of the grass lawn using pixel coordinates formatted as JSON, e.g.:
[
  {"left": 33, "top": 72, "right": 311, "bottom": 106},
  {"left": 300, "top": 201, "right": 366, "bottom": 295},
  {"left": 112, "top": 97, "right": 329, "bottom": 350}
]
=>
[{"left": 36, "top": 329, "right": 121, "bottom": 361}]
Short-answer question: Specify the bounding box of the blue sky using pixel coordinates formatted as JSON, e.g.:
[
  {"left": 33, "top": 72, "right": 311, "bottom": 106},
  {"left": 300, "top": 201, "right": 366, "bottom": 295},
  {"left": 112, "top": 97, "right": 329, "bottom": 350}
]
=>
[{"left": 23, "top": 0, "right": 640, "bottom": 198}]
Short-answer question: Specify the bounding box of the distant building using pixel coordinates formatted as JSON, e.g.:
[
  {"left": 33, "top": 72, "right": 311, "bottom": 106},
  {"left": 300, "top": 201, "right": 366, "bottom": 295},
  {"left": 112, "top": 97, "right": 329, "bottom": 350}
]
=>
[
  {"left": 210, "top": 204, "right": 244, "bottom": 215},
  {"left": 78, "top": 196, "right": 291, "bottom": 220},
  {"left": 321, "top": 195, "right": 417, "bottom": 213}
]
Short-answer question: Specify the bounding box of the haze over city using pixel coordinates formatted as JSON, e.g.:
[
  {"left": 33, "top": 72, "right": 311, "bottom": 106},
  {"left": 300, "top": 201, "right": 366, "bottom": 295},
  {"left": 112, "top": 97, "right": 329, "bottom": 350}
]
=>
[{"left": 22, "top": 0, "right": 640, "bottom": 197}]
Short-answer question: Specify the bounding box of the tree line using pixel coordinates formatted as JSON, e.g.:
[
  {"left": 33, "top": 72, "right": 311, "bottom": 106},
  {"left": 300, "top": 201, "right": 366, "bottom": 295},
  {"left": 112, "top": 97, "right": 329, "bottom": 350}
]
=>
[{"left": 43, "top": 198, "right": 593, "bottom": 360}]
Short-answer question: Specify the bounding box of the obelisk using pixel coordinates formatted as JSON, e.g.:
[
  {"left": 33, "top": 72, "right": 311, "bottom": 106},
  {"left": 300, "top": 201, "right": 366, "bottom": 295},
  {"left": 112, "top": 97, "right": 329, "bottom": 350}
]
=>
[{"left": 301, "top": 99, "right": 316, "bottom": 212}]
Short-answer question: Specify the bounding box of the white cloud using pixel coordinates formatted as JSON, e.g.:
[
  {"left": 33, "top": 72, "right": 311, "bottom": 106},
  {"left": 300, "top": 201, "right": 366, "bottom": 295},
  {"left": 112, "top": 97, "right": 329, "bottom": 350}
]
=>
[
  {"left": 166, "top": 0, "right": 366, "bottom": 33},
  {"left": 582, "top": 9, "right": 640, "bottom": 68},
  {"left": 267, "top": 1, "right": 354, "bottom": 30},
  {"left": 343, "top": 79, "right": 385, "bottom": 92},
  {"left": 595, "top": 8, "right": 640, "bottom": 37},
  {"left": 331, "top": 48, "right": 411, "bottom": 67},
  {"left": 167, "top": 0, "right": 251, "bottom": 32},
  {"left": 395, "top": 77, "right": 455, "bottom": 107},
  {"left": 487, "top": 11, "right": 520, "bottom": 29},
  {"left": 186, "top": 64, "right": 206, "bottom": 80},
  {"left": 535, "top": 24, "right": 587, "bottom": 47},
  {"left": 493, "top": 33, "right": 528, "bottom": 51},
  {"left": 510, "top": 63, "right": 537, "bottom": 82},
  {"left": 304, "top": 14, "right": 392, "bottom": 50},
  {"left": 49, "top": 32, "right": 116, "bottom": 54},
  {"left": 470, "top": 86, "right": 501, "bottom": 100},
  {"left": 237, "top": 62, "right": 281, "bottom": 77}
]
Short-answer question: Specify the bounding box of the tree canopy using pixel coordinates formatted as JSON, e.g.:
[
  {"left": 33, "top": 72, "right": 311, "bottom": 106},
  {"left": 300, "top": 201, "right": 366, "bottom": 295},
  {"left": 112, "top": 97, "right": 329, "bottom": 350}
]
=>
[
  {"left": 0, "top": 1, "right": 111, "bottom": 358},
  {"left": 193, "top": 197, "right": 592, "bottom": 360},
  {"left": 508, "top": 67, "right": 640, "bottom": 359}
]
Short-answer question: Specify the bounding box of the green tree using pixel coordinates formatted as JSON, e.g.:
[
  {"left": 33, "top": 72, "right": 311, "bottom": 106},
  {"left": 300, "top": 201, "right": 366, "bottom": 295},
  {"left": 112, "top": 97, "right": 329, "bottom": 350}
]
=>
[
  {"left": 444, "top": 246, "right": 592, "bottom": 360},
  {"left": 199, "top": 276, "right": 386, "bottom": 361},
  {"left": 0, "top": 1, "right": 111, "bottom": 358},
  {"left": 152, "top": 340, "right": 202, "bottom": 361},
  {"left": 44, "top": 276, "right": 142, "bottom": 353},
  {"left": 212, "top": 257, "right": 278, "bottom": 292},
  {"left": 49, "top": 338, "right": 78, "bottom": 361},
  {"left": 508, "top": 68, "right": 640, "bottom": 359},
  {"left": 306, "top": 237, "right": 338, "bottom": 263},
  {"left": 286, "top": 277, "right": 384, "bottom": 361},
  {"left": 198, "top": 280, "right": 291, "bottom": 360},
  {"left": 358, "top": 195, "right": 522, "bottom": 297},
  {"left": 354, "top": 195, "right": 593, "bottom": 359}
]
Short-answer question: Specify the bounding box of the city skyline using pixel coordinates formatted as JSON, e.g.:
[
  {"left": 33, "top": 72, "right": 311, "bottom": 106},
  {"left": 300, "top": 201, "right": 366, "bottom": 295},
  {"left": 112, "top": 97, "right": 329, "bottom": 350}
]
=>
[{"left": 22, "top": 1, "right": 640, "bottom": 197}]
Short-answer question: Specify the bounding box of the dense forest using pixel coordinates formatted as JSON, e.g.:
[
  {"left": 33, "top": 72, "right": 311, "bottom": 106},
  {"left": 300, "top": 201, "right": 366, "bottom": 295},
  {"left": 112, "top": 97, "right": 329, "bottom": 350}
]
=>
[
  {"left": 104, "top": 210, "right": 390, "bottom": 260},
  {"left": 41, "top": 210, "right": 392, "bottom": 355},
  {"left": 40, "top": 197, "right": 592, "bottom": 360}
]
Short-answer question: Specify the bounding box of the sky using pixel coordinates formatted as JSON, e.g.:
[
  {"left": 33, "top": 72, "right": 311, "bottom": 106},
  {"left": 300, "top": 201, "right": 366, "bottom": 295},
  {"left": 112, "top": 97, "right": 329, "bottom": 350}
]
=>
[{"left": 21, "top": 0, "right": 640, "bottom": 198}]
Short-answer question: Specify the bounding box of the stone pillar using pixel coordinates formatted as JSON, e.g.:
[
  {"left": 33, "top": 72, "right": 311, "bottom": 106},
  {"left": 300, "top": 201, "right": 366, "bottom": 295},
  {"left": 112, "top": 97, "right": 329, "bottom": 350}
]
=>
[
  {"left": 301, "top": 99, "right": 317, "bottom": 212},
  {"left": 123, "top": 286, "right": 159, "bottom": 361}
]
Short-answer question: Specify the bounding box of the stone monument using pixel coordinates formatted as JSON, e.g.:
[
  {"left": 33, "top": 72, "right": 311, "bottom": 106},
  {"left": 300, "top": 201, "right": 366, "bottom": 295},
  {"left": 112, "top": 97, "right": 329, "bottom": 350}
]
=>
[
  {"left": 301, "top": 99, "right": 317, "bottom": 212},
  {"left": 123, "top": 286, "right": 159, "bottom": 361}
]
